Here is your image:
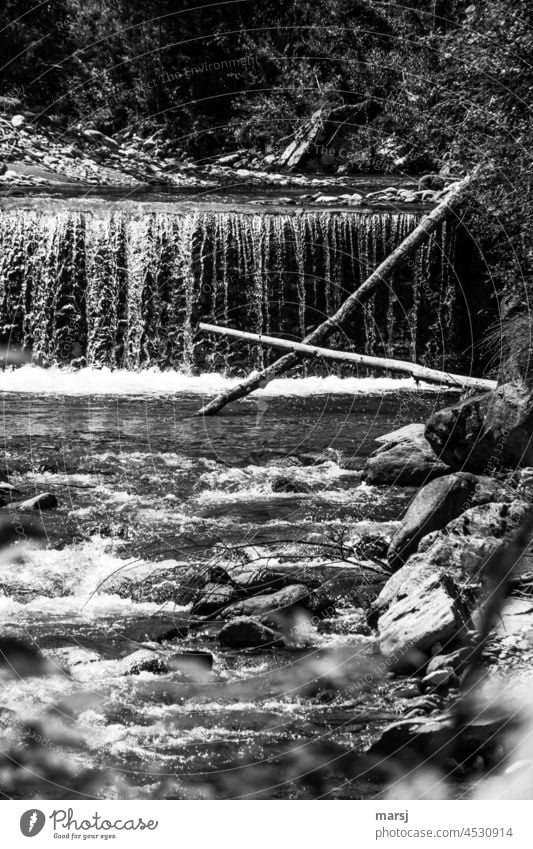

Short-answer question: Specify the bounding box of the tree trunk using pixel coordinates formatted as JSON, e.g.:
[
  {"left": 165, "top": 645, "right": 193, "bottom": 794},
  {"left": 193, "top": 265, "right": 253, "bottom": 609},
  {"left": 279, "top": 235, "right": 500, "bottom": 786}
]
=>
[
  {"left": 277, "top": 102, "right": 379, "bottom": 171},
  {"left": 197, "top": 170, "right": 479, "bottom": 416},
  {"left": 197, "top": 322, "right": 496, "bottom": 392}
]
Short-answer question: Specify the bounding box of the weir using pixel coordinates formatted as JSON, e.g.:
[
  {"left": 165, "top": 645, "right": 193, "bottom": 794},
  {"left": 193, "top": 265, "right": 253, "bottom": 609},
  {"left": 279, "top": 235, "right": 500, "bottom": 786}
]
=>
[{"left": 0, "top": 205, "right": 458, "bottom": 373}]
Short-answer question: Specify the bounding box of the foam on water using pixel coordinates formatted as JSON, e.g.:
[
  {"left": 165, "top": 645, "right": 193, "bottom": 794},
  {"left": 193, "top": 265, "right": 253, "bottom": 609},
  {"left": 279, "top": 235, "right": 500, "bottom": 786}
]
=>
[
  {"left": 0, "top": 366, "right": 449, "bottom": 396},
  {"left": 196, "top": 460, "right": 361, "bottom": 494},
  {"left": 0, "top": 536, "right": 184, "bottom": 617}
]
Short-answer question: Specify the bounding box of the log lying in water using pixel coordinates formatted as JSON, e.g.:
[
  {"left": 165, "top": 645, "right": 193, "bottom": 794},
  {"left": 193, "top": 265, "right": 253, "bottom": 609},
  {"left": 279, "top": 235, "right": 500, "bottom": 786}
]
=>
[
  {"left": 198, "top": 322, "right": 496, "bottom": 392},
  {"left": 197, "top": 170, "right": 480, "bottom": 416}
]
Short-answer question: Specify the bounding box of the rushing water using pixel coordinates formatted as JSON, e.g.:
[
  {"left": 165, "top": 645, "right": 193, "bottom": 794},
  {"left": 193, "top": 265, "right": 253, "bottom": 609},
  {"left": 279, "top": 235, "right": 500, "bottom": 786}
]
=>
[
  {"left": 0, "top": 378, "right": 456, "bottom": 799},
  {"left": 0, "top": 192, "right": 470, "bottom": 797},
  {"left": 0, "top": 199, "right": 459, "bottom": 373}
]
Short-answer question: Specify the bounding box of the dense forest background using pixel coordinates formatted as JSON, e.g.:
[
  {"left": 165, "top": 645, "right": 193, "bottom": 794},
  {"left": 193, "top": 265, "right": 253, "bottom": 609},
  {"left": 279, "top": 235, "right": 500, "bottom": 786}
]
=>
[{"left": 0, "top": 0, "right": 532, "bottom": 378}]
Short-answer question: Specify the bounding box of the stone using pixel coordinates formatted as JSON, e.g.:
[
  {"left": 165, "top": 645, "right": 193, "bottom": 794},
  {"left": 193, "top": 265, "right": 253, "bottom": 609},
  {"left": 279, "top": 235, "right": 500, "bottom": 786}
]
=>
[
  {"left": 377, "top": 574, "right": 468, "bottom": 664},
  {"left": 5, "top": 492, "right": 58, "bottom": 510},
  {"left": 364, "top": 424, "right": 449, "bottom": 486},
  {"left": 226, "top": 567, "right": 292, "bottom": 595},
  {"left": 493, "top": 598, "right": 533, "bottom": 638},
  {"left": 218, "top": 617, "right": 285, "bottom": 649},
  {"left": 397, "top": 190, "right": 417, "bottom": 203},
  {"left": 367, "top": 712, "right": 509, "bottom": 765},
  {"left": 121, "top": 649, "right": 168, "bottom": 675},
  {"left": 425, "top": 382, "right": 533, "bottom": 472},
  {"left": 426, "top": 647, "right": 473, "bottom": 676},
  {"left": 395, "top": 682, "right": 422, "bottom": 699},
  {"left": 339, "top": 192, "right": 363, "bottom": 205},
  {"left": 421, "top": 668, "right": 455, "bottom": 691},
  {"left": 220, "top": 583, "right": 319, "bottom": 619},
  {"left": 416, "top": 189, "right": 437, "bottom": 202},
  {"left": 82, "top": 129, "right": 118, "bottom": 148},
  {"left": 190, "top": 582, "right": 241, "bottom": 617},
  {"left": 11, "top": 114, "right": 26, "bottom": 128},
  {"left": 417, "top": 173, "right": 446, "bottom": 191},
  {"left": 434, "top": 499, "right": 529, "bottom": 542},
  {"left": 376, "top": 500, "right": 529, "bottom": 612},
  {"left": 468, "top": 474, "right": 514, "bottom": 505},
  {"left": 374, "top": 423, "right": 424, "bottom": 447},
  {"left": 388, "top": 472, "right": 478, "bottom": 569},
  {"left": 217, "top": 152, "right": 243, "bottom": 166}
]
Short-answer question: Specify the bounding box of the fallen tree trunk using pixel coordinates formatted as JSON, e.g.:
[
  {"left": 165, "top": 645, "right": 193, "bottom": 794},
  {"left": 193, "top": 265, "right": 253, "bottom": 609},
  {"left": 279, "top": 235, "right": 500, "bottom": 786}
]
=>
[
  {"left": 277, "top": 101, "right": 380, "bottom": 171},
  {"left": 198, "top": 323, "right": 496, "bottom": 392},
  {"left": 197, "top": 170, "right": 479, "bottom": 416}
]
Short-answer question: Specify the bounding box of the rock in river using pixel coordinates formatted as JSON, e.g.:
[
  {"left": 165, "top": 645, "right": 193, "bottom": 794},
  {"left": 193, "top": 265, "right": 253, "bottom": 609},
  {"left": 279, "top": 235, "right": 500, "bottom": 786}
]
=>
[
  {"left": 363, "top": 423, "right": 449, "bottom": 486},
  {"left": 388, "top": 472, "right": 478, "bottom": 570},
  {"left": 190, "top": 582, "right": 242, "bottom": 617},
  {"left": 6, "top": 492, "right": 58, "bottom": 510},
  {"left": 120, "top": 649, "right": 168, "bottom": 676},
  {"left": 377, "top": 500, "right": 530, "bottom": 612},
  {"left": 220, "top": 583, "right": 325, "bottom": 619},
  {"left": 218, "top": 617, "right": 286, "bottom": 649},
  {"left": 368, "top": 712, "right": 511, "bottom": 768},
  {"left": 377, "top": 574, "right": 468, "bottom": 666},
  {"left": 425, "top": 381, "right": 533, "bottom": 472}
]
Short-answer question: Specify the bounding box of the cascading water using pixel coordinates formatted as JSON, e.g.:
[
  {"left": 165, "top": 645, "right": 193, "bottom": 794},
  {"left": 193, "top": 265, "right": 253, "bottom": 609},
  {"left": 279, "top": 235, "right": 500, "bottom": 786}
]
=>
[{"left": 0, "top": 202, "right": 459, "bottom": 373}]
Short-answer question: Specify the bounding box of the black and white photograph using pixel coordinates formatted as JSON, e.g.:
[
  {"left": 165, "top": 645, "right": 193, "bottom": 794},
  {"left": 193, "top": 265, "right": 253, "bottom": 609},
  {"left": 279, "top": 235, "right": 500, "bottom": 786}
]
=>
[{"left": 0, "top": 0, "right": 532, "bottom": 841}]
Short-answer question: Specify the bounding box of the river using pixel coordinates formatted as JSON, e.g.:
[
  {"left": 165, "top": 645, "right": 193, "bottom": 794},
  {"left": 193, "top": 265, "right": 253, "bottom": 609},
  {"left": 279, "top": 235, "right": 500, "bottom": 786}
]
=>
[{"left": 0, "top": 371, "right": 454, "bottom": 799}]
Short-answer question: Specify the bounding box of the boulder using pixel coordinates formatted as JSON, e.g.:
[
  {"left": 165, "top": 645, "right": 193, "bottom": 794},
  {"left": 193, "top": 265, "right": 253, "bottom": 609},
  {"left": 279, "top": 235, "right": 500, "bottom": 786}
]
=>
[
  {"left": 82, "top": 128, "right": 118, "bottom": 148},
  {"left": 218, "top": 617, "right": 285, "bottom": 649},
  {"left": 377, "top": 501, "right": 530, "bottom": 611},
  {"left": 425, "top": 382, "right": 533, "bottom": 472},
  {"left": 374, "top": 423, "right": 427, "bottom": 449},
  {"left": 388, "top": 473, "right": 478, "bottom": 570},
  {"left": 5, "top": 492, "right": 58, "bottom": 510},
  {"left": 377, "top": 574, "right": 468, "bottom": 665},
  {"left": 364, "top": 424, "right": 449, "bottom": 486},
  {"left": 190, "top": 582, "right": 241, "bottom": 617},
  {"left": 227, "top": 566, "right": 294, "bottom": 594},
  {"left": 417, "top": 173, "right": 446, "bottom": 191},
  {"left": 11, "top": 114, "right": 26, "bottom": 128},
  {"left": 367, "top": 712, "right": 510, "bottom": 767},
  {"left": 220, "top": 583, "right": 319, "bottom": 619},
  {"left": 120, "top": 649, "right": 168, "bottom": 675},
  {"left": 436, "top": 499, "right": 529, "bottom": 541},
  {"left": 463, "top": 474, "right": 515, "bottom": 507}
]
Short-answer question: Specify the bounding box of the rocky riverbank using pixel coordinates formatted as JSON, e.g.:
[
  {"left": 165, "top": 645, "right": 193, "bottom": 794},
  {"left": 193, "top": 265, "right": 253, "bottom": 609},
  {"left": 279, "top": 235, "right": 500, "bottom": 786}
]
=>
[{"left": 0, "top": 102, "right": 455, "bottom": 206}]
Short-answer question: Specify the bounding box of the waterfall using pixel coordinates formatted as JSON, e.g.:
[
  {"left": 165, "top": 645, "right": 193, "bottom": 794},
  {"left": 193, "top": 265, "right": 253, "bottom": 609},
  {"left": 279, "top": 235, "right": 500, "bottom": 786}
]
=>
[{"left": 0, "top": 204, "right": 458, "bottom": 373}]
